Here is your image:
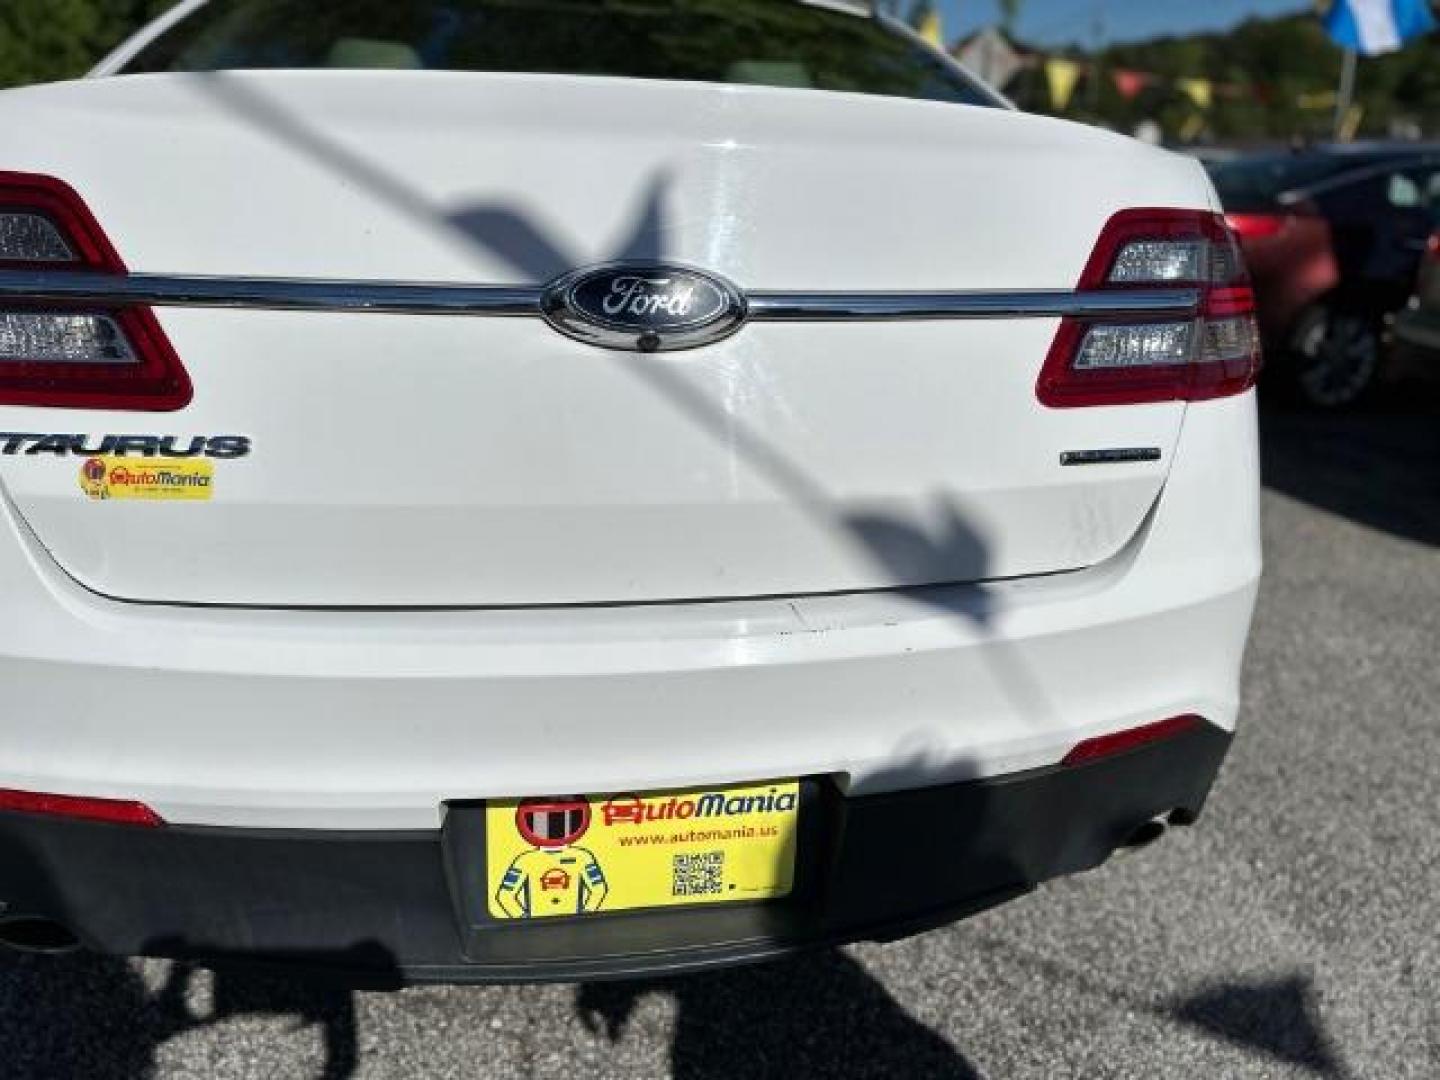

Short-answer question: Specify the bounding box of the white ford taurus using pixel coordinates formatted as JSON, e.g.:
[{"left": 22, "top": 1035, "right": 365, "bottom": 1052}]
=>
[{"left": 0, "top": 0, "right": 1260, "bottom": 982}]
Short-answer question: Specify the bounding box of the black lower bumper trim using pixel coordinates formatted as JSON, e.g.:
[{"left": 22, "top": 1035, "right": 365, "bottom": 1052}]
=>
[{"left": 0, "top": 723, "right": 1230, "bottom": 984}]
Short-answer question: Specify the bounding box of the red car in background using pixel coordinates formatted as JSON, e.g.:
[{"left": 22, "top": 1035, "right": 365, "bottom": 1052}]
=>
[{"left": 1208, "top": 146, "right": 1440, "bottom": 407}]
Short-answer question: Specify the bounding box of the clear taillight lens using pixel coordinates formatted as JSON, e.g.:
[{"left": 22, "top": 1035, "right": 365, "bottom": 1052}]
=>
[
  {"left": 1106, "top": 240, "right": 1206, "bottom": 284},
  {"left": 1037, "top": 209, "right": 1262, "bottom": 407},
  {"left": 1202, "top": 312, "right": 1260, "bottom": 365},
  {"left": 1074, "top": 322, "right": 1194, "bottom": 369},
  {"left": 0, "top": 312, "right": 136, "bottom": 363},
  {"left": 0, "top": 172, "right": 190, "bottom": 410},
  {"left": 0, "top": 212, "right": 75, "bottom": 262}
]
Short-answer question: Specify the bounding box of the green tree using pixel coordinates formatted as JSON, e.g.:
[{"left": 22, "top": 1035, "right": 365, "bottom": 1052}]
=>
[
  {"left": 0, "top": 0, "right": 177, "bottom": 88},
  {"left": 1023, "top": 12, "right": 1440, "bottom": 142}
]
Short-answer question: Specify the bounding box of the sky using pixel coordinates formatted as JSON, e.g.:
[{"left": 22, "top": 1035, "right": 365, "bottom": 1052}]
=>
[{"left": 934, "top": 0, "right": 1311, "bottom": 47}]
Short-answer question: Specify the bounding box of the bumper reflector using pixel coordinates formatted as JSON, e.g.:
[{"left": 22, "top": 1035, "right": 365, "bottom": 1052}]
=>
[
  {"left": 1061, "top": 714, "right": 1205, "bottom": 767},
  {"left": 0, "top": 788, "right": 165, "bottom": 827}
]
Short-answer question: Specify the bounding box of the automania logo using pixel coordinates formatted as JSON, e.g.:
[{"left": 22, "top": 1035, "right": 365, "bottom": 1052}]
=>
[
  {"left": 78, "top": 454, "right": 215, "bottom": 502},
  {"left": 105, "top": 465, "right": 210, "bottom": 489},
  {"left": 600, "top": 789, "right": 798, "bottom": 827},
  {"left": 542, "top": 263, "right": 747, "bottom": 352}
]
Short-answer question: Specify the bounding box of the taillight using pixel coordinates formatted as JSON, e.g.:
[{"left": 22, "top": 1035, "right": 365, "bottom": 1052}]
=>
[
  {"left": 1225, "top": 212, "right": 1286, "bottom": 239},
  {"left": 1426, "top": 230, "right": 1440, "bottom": 263},
  {"left": 0, "top": 172, "right": 190, "bottom": 410},
  {"left": 1037, "top": 209, "right": 1261, "bottom": 408}
]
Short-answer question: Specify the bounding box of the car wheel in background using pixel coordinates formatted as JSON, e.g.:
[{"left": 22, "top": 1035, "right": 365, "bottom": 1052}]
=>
[{"left": 1287, "top": 305, "right": 1382, "bottom": 409}]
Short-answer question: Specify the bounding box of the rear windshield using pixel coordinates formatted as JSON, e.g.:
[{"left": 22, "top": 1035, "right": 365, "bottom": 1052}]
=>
[{"left": 120, "top": 0, "right": 999, "bottom": 108}]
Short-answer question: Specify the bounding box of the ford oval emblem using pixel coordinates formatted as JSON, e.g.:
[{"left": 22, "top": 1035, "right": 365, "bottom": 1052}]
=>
[{"left": 541, "top": 263, "right": 748, "bottom": 352}]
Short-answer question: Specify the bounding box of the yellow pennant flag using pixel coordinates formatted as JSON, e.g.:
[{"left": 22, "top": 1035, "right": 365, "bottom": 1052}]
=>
[
  {"left": 917, "top": 9, "right": 944, "bottom": 48},
  {"left": 1339, "top": 103, "right": 1364, "bottom": 143},
  {"left": 1179, "top": 78, "right": 1213, "bottom": 110},
  {"left": 1045, "top": 59, "right": 1082, "bottom": 110},
  {"left": 1298, "top": 90, "right": 1338, "bottom": 110}
]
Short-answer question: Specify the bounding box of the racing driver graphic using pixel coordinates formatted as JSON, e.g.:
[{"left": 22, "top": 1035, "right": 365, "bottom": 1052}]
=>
[{"left": 495, "top": 796, "right": 609, "bottom": 918}]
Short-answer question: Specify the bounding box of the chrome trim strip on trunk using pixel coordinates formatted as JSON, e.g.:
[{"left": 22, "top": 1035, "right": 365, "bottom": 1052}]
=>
[
  {"left": 746, "top": 289, "right": 1200, "bottom": 320},
  {"left": 0, "top": 270, "right": 1201, "bottom": 322},
  {"left": 0, "top": 270, "right": 544, "bottom": 316}
]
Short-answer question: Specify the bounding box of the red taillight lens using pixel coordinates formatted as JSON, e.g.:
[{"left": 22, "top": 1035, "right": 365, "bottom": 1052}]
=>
[
  {"left": 1426, "top": 230, "right": 1440, "bottom": 263},
  {"left": 1061, "top": 714, "right": 1204, "bottom": 767},
  {"left": 1037, "top": 209, "right": 1261, "bottom": 408},
  {"left": 0, "top": 788, "right": 165, "bottom": 827},
  {"left": 1225, "top": 212, "right": 1286, "bottom": 239},
  {"left": 0, "top": 172, "right": 190, "bottom": 410}
]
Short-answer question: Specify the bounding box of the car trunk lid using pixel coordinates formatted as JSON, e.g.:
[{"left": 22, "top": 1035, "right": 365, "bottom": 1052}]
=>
[{"left": 0, "top": 72, "right": 1208, "bottom": 607}]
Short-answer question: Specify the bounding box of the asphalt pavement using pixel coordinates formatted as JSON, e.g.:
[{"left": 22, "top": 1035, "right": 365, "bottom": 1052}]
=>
[{"left": 0, "top": 394, "right": 1435, "bottom": 1079}]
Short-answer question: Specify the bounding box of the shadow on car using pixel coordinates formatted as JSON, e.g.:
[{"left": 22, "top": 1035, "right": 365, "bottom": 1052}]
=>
[{"left": 1259, "top": 386, "right": 1440, "bottom": 547}]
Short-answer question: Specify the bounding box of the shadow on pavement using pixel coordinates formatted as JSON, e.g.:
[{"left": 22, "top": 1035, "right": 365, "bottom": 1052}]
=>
[
  {"left": 0, "top": 950, "right": 373, "bottom": 1080},
  {"left": 0, "top": 821, "right": 395, "bottom": 1078},
  {"left": 0, "top": 953, "right": 161, "bottom": 1080},
  {"left": 577, "top": 949, "right": 980, "bottom": 1079},
  {"left": 1166, "top": 974, "right": 1347, "bottom": 1076},
  {"left": 154, "top": 959, "right": 365, "bottom": 1080},
  {"left": 971, "top": 934, "right": 1353, "bottom": 1079},
  {"left": 1260, "top": 388, "right": 1440, "bottom": 547}
]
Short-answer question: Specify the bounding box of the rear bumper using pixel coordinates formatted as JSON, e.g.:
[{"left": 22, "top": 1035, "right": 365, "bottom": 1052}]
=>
[{"left": 0, "top": 721, "right": 1231, "bottom": 984}]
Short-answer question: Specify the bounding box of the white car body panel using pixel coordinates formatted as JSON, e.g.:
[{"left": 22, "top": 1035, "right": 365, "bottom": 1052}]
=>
[{"left": 0, "top": 73, "right": 1210, "bottom": 606}]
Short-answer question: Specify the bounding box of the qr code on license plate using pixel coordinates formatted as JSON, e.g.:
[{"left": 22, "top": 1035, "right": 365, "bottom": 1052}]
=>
[{"left": 672, "top": 851, "right": 725, "bottom": 897}]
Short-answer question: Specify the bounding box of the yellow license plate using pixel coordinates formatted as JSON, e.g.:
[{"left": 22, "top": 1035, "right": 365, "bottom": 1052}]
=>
[{"left": 486, "top": 780, "right": 800, "bottom": 920}]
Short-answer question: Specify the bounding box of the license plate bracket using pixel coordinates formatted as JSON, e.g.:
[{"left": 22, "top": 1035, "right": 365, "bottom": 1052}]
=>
[{"left": 443, "top": 779, "right": 826, "bottom": 943}]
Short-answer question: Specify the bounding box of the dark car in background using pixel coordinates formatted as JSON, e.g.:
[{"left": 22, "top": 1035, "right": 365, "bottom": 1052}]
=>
[
  {"left": 1208, "top": 146, "right": 1440, "bottom": 407},
  {"left": 1394, "top": 228, "right": 1440, "bottom": 373}
]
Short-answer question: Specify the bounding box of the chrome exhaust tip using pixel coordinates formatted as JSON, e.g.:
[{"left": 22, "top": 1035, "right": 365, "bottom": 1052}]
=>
[
  {"left": 0, "top": 916, "right": 81, "bottom": 955},
  {"left": 1117, "top": 815, "right": 1169, "bottom": 853}
]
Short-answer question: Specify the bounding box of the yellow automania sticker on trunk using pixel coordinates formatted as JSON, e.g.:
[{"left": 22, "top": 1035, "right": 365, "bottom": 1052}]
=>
[
  {"left": 78, "top": 456, "right": 213, "bottom": 501},
  {"left": 486, "top": 781, "right": 800, "bottom": 920}
]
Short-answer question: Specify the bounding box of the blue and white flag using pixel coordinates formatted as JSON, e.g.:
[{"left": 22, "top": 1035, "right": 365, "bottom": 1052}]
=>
[{"left": 1324, "top": 0, "right": 1437, "bottom": 56}]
